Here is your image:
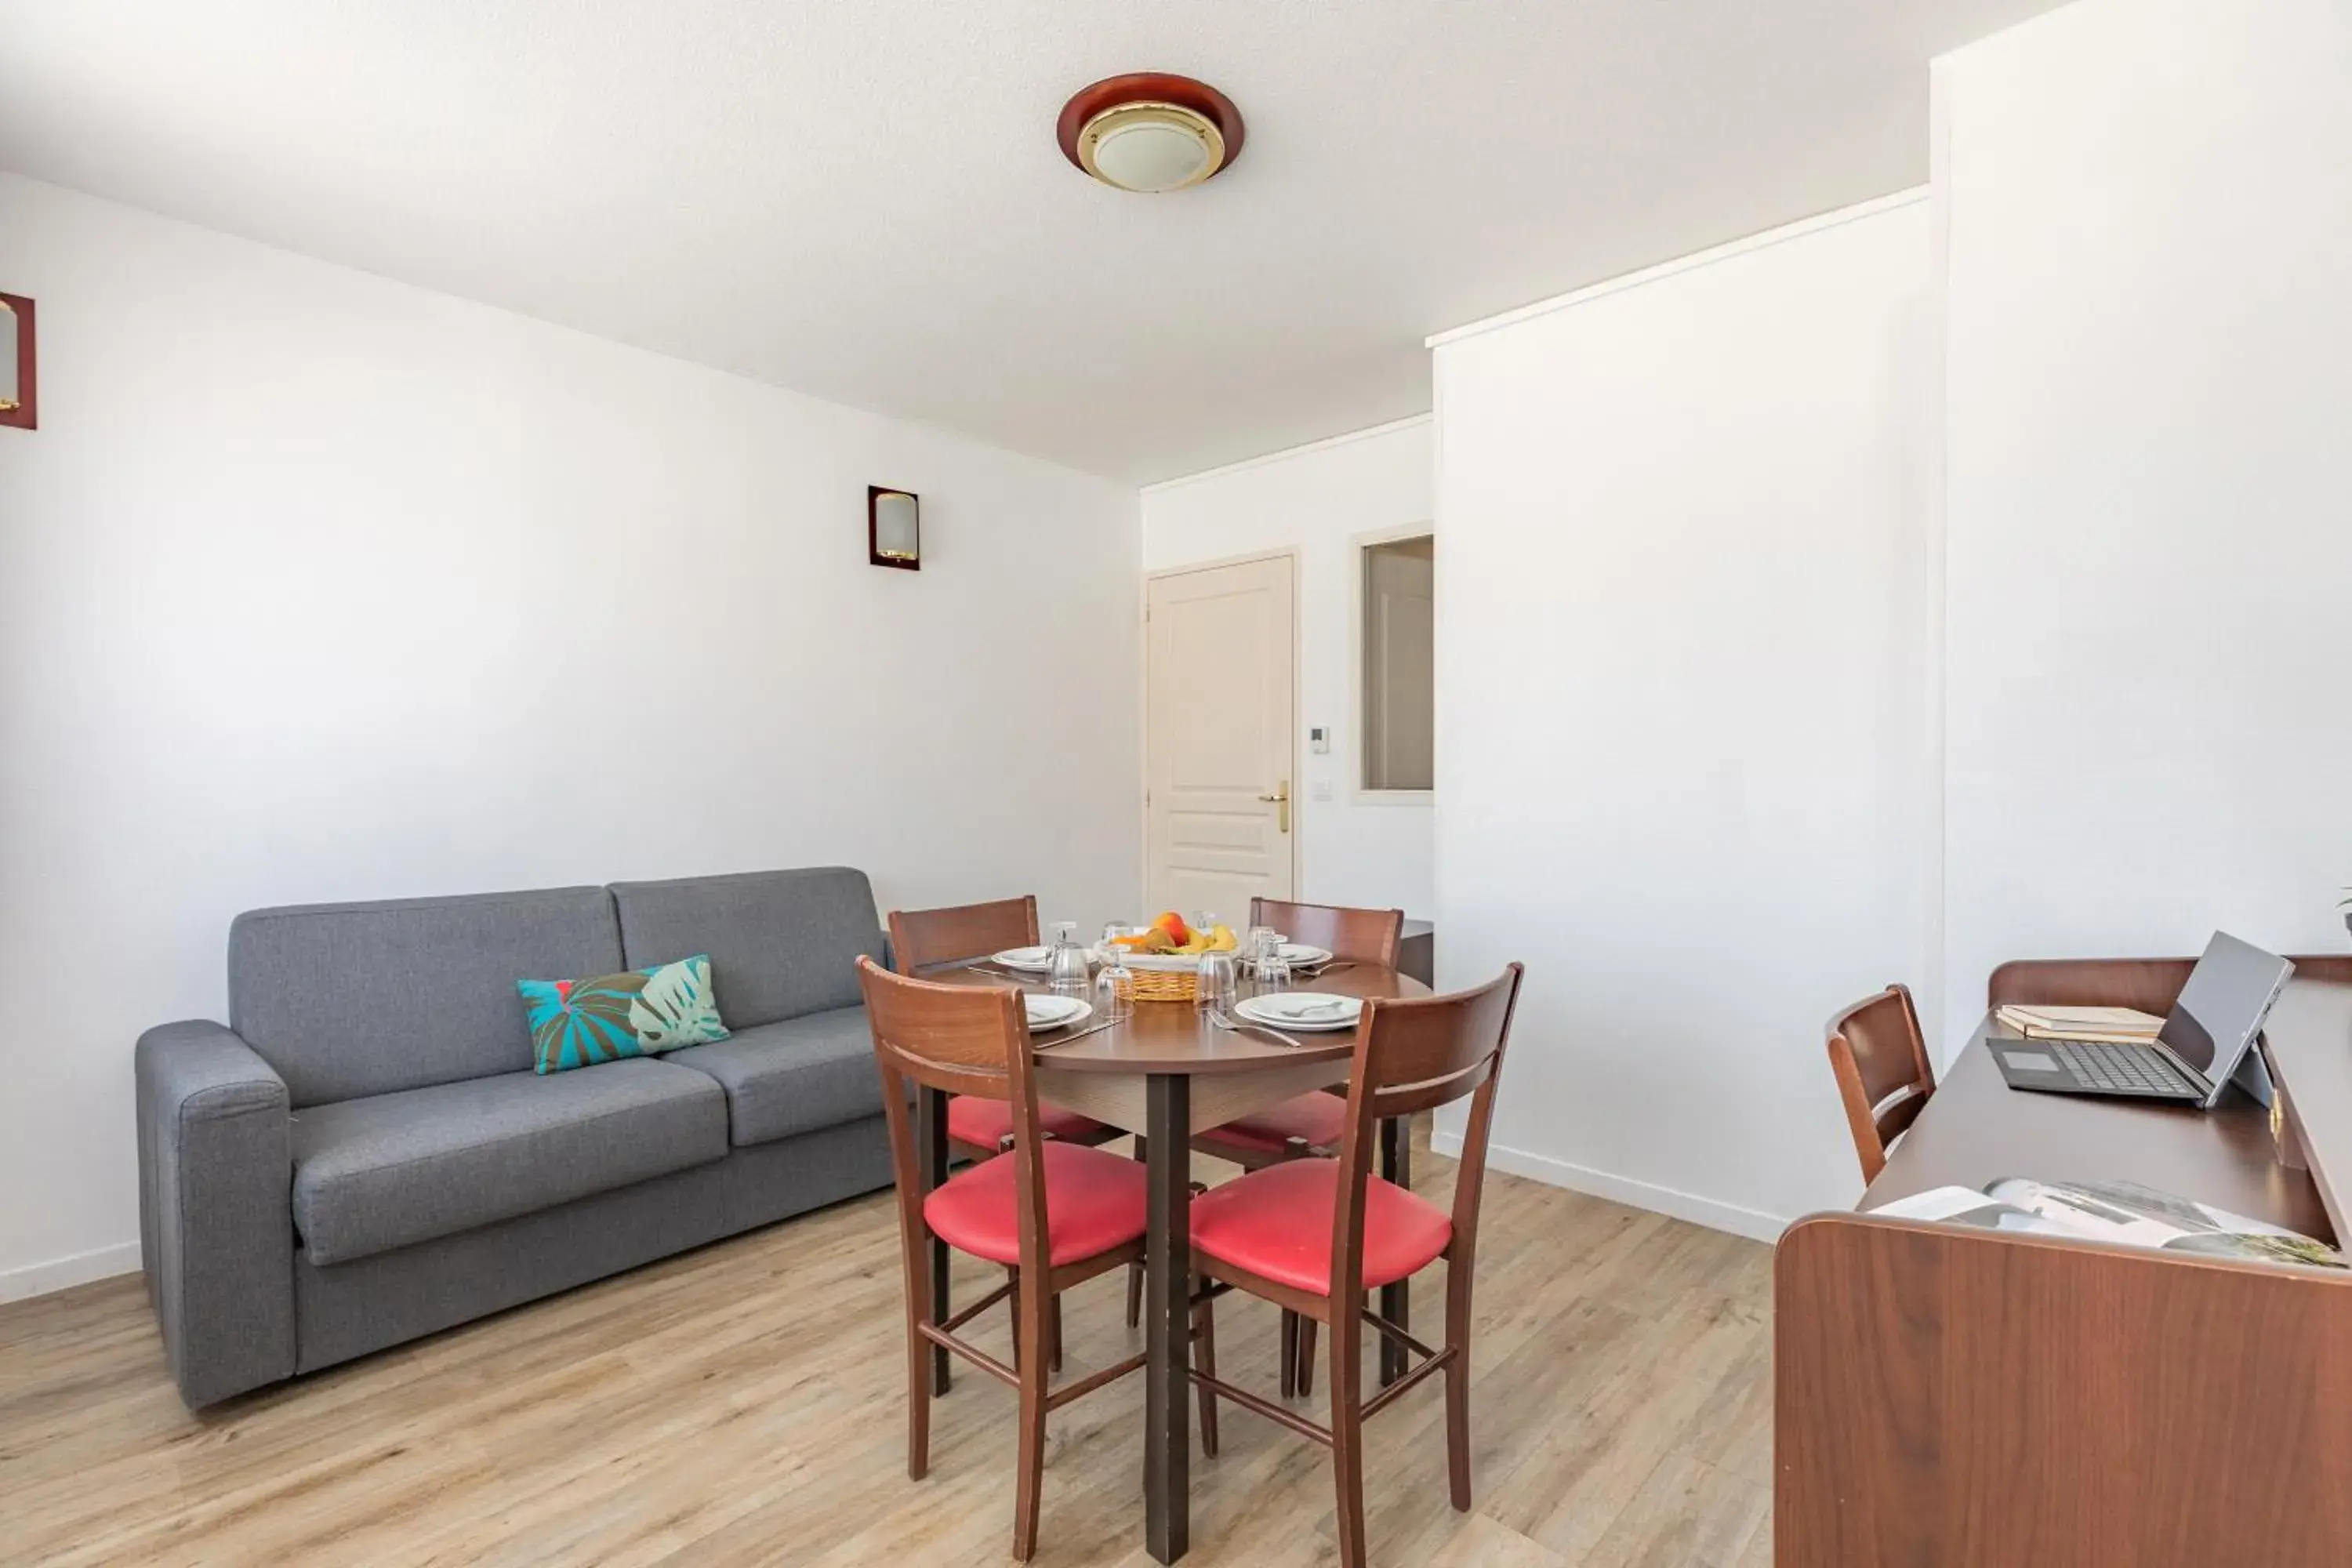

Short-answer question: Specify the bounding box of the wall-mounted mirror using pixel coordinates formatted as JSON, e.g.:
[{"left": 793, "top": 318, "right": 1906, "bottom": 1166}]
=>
[{"left": 0, "top": 293, "right": 34, "bottom": 430}]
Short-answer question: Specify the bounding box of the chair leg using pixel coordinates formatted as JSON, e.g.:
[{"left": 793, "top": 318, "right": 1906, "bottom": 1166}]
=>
[
  {"left": 1446, "top": 1261, "right": 1475, "bottom": 1511},
  {"left": 1279, "top": 1308, "right": 1298, "bottom": 1399},
  {"left": 1297, "top": 1315, "right": 1317, "bottom": 1396},
  {"left": 1050, "top": 1294, "right": 1065, "bottom": 1374},
  {"left": 1127, "top": 1135, "right": 1149, "bottom": 1329},
  {"left": 1192, "top": 1275, "right": 1220, "bottom": 1457},
  {"left": 1005, "top": 1265, "right": 1022, "bottom": 1371},
  {"left": 1328, "top": 1304, "right": 1367, "bottom": 1568},
  {"left": 906, "top": 1257, "right": 934, "bottom": 1482},
  {"left": 1011, "top": 1270, "right": 1051, "bottom": 1563}
]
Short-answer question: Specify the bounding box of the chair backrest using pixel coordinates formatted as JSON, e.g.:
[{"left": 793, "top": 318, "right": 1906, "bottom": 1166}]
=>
[
  {"left": 1247, "top": 898, "right": 1405, "bottom": 967},
  {"left": 858, "top": 958, "right": 1055, "bottom": 1276},
  {"left": 1325, "top": 964, "right": 1523, "bottom": 1307},
  {"left": 888, "top": 896, "right": 1040, "bottom": 975},
  {"left": 1826, "top": 983, "right": 1933, "bottom": 1183},
  {"left": 610, "top": 867, "right": 884, "bottom": 1027},
  {"left": 229, "top": 886, "right": 622, "bottom": 1106}
]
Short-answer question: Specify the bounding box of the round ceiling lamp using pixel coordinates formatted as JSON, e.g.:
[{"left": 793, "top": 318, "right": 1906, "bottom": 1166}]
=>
[{"left": 1058, "top": 73, "right": 1245, "bottom": 194}]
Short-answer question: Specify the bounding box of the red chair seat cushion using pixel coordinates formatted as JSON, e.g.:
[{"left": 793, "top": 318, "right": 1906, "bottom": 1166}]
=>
[
  {"left": 1189, "top": 1158, "right": 1450, "bottom": 1294},
  {"left": 1196, "top": 1091, "right": 1348, "bottom": 1156},
  {"left": 947, "top": 1094, "right": 1108, "bottom": 1152},
  {"left": 924, "top": 1141, "right": 1149, "bottom": 1268}
]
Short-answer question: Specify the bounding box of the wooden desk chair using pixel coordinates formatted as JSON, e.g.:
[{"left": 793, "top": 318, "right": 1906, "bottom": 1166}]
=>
[
  {"left": 1185, "top": 963, "right": 1524, "bottom": 1568},
  {"left": 860, "top": 959, "right": 1207, "bottom": 1562},
  {"left": 1826, "top": 982, "right": 1934, "bottom": 1184},
  {"left": 1196, "top": 898, "right": 1410, "bottom": 1393}
]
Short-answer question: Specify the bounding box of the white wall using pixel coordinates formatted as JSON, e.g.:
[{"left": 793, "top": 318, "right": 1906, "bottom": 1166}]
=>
[
  {"left": 1936, "top": 0, "right": 2352, "bottom": 1052},
  {"left": 1141, "top": 417, "right": 1436, "bottom": 918},
  {"left": 1430, "top": 197, "right": 1940, "bottom": 1237},
  {"left": 0, "top": 174, "right": 1142, "bottom": 1298}
]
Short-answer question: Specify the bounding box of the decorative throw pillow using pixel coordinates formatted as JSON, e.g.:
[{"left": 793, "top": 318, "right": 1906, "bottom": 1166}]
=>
[{"left": 517, "top": 954, "right": 729, "bottom": 1074}]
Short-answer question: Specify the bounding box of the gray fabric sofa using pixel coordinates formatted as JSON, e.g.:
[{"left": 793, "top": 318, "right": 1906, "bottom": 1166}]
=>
[{"left": 134, "top": 867, "right": 896, "bottom": 1408}]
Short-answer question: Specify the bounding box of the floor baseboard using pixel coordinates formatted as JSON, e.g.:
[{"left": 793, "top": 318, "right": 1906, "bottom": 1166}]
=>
[
  {"left": 1429, "top": 1131, "right": 1789, "bottom": 1244},
  {"left": 0, "top": 1242, "right": 142, "bottom": 1305}
]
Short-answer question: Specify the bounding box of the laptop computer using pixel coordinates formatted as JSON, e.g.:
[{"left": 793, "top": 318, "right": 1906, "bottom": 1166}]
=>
[{"left": 1991, "top": 931, "right": 2295, "bottom": 1107}]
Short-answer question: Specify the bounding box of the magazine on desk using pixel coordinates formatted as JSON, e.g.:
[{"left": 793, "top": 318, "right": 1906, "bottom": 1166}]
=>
[{"left": 1874, "top": 1177, "right": 2346, "bottom": 1270}]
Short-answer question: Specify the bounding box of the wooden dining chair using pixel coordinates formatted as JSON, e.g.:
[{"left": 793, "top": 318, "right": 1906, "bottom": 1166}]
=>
[
  {"left": 1247, "top": 897, "right": 1405, "bottom": 967},
  {"left": 1825, "top": 982, "right": 1934, "bottom": 1184},
  {"left": 889, "top": 897, "right": 1143, "bottom": 1364},
  {"left": 1185, "top": 963, "right": 1524, "bottom": 1568},
  {"left": 1196, "top": 897, "right": 1409, "bottom": 1392},
  {"left": 860, "top": 958, "right": 1209, "bottom": 1562},
  {"left": 888, "top": 898, "right": 1125, "bottom": 1162}
]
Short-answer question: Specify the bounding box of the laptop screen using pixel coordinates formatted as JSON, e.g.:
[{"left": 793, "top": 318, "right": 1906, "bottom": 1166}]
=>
[{"left": 2159, "top": 931, "right": 2296, "bottom": 1097}]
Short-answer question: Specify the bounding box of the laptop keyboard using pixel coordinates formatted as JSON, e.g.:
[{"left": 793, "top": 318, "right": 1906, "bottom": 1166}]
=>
[{"left": 2051, "top": 1040, "right": 2196, "bottom": 1096}]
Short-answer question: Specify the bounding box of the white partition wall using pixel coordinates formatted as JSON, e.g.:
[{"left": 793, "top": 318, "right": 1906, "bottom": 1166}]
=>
[
  {"left": 1430, "top": 198, "right": 1940, "bottom": 1235},
  {"left": 1936, "top": 0, "right": 2352, "bottom": 1052},
  {"left": 0, "top": 174, "right": 1142, "bottom": 1298}
]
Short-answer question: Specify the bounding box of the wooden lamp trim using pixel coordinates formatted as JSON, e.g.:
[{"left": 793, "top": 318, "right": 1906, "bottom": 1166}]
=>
[
  {"left": 0, "top": 293, "right": 34, "bottom": 431},
  {"left": 1056, "top": 73, "right": 1246, "bottom": 179}
]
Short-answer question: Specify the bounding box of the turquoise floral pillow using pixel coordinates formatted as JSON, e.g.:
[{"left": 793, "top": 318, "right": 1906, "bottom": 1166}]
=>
[{"left": 517, "top": 954, "right": 729, "bottom": 1074}]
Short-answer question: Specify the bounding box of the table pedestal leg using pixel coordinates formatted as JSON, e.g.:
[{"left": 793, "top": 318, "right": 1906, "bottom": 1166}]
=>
[
  {"left": 1144, "top": 1073, "right": 1191, "bottom": 1563},
  {"left": 916, "top": 1086, "right": 951, "bottom": 1395},
  {"left": 1379, "top": 1115, "right": 1410, "bottom": 1387}
]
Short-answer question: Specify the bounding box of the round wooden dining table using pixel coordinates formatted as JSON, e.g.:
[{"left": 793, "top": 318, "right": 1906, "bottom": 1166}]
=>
[{"left": 915, "top": 959, "right": 1432, "bottom": 1565}]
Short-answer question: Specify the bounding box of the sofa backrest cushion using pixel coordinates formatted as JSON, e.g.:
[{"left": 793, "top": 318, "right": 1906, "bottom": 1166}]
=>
[
  {"left": 608, "top": 868, "right": 882, "bottom": 1029},
  {"left": 230, "top": 887, "right": 623, "bottom": 1107}
]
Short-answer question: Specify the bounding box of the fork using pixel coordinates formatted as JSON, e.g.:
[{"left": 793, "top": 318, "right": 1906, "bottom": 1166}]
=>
[{"left": 1207, "top": 1009, "right": 1304, "bottom": 1050}]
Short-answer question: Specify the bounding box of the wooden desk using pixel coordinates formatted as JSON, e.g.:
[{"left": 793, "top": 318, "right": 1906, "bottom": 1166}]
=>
[{"left": 1777, "top": 967, "right": 2352, "bottom": 1567}]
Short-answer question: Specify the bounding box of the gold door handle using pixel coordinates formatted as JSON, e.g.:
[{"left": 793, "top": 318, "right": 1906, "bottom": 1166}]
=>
[{"left": 1257, "top": 781, "right": 1290, "bottom": 834}]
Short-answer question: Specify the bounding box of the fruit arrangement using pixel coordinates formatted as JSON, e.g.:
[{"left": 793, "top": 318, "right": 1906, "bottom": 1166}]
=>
[{"left": 1110, "top": 911, "right": 1237, "bottom": 957}]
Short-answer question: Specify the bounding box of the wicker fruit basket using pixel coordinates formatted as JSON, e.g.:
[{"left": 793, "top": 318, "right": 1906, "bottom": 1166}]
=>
[{"left": 1095, "top": 947, "right": 1208, "bottom": 1004}]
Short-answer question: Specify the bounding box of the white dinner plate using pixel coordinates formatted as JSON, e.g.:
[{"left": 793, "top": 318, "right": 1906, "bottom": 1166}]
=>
[
  {"left": 993, "top": 947, "right": 1052, "bottom": 973},
  {"left": 1235, "top": 993, "right": 1363, "bottom": 1032},
  {"left": 1274, "top": 943, "right": 1333, "bottom": 966},
  {"left": 1025, "top": 994, "right": 1092, "bottom": 1031}
]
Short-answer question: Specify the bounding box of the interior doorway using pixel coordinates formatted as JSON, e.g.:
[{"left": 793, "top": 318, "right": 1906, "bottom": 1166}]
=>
[{"left": 1143, "top": 552, "right": 1298, "bottom": 920}]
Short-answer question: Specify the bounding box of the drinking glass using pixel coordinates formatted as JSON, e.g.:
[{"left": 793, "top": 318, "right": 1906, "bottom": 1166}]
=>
[
  {"left": 1255, "top": 943, "right": 1294, "bottom": 993},
  {"left": 1094, "top": 949, "right": 1134, "bottom": 1022},
  {"left": 1196, "top": 949, "right": 1240, "bottom": 1013},
  {"left": 1247, "top": 925, "right": 1279, "bottom": 971},
  {"left": 1045, "top": 921, "right": 1091, "bottom": 998}
]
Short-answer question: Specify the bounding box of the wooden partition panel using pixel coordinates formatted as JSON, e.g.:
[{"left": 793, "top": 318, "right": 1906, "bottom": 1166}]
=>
[
  {"left": 1777, "top": 1213, "right": 2352, "bottom": 1567},
  {"left": 1988, "top": 954, "right": 2352, "bottom": 1014}
]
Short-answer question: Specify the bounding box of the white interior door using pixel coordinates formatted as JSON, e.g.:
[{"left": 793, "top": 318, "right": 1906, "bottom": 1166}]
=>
[{"left": 1146, "top": 554, "right": 1296, "bottom": 921}]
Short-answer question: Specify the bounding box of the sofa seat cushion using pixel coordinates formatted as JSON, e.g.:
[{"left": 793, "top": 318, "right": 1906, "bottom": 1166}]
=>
[
  {"left": 290, "top": 1058, "right": 728, "bottom": 1265},
  {"left": 662, "top": 1006, "right": 881, "bottom": 1146}
]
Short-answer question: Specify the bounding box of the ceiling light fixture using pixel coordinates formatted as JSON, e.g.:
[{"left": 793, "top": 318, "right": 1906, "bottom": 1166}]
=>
[{"left": 1057, "top": 73, "right": 1245, "bottom": 194}]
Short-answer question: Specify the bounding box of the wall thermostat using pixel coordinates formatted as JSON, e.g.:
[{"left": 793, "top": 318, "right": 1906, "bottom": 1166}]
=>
[{"left": 1308, "top": 725, "right": 1331, "bottom": 754}]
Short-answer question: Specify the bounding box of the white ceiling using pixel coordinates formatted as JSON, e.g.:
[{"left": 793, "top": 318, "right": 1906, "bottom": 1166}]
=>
[{"left": 0, "top": 1, "right": 2067, "bottom": 483}]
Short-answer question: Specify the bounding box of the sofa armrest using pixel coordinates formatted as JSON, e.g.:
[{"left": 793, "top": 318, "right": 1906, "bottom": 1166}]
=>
[{"left": 135, "top": 1020, "right": 297, "bottom": 1407}]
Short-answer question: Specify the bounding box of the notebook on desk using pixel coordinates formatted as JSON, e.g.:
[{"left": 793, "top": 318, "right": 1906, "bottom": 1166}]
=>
[{"left": 1991, "top": 931, "right": 2295, "bottom": 1107}]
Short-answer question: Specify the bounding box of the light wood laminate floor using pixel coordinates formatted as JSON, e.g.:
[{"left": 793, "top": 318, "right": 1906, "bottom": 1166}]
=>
[{"left": 0, "top": 1132, "right": 1774, "bottom": 1566}]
